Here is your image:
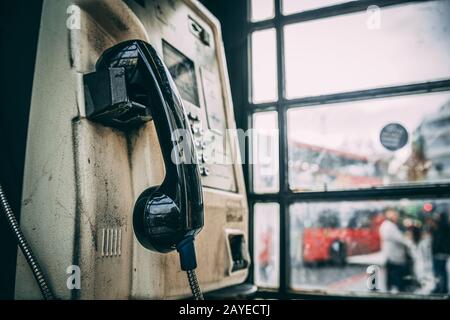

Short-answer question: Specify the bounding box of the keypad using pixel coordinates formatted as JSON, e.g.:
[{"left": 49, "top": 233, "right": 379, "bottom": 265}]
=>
[{"left": 188, "top": 111, "right": 209, "bottom": 176}]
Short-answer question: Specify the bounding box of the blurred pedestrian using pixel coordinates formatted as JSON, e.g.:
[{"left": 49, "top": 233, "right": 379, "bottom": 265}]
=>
[
  {"left": 405, "top": 220, "right": 433, "bottom": 293},
  {"left": 431, "top": 212, "right": 450, "bottom": 294},
  {"left": 379, "top": 208, "right": 412, "bottom": 292},
  {"left": 259, "top": 227, "right": 273, "bottom": 282}
]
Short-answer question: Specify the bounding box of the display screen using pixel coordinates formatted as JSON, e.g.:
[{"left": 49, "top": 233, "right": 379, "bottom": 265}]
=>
[{"left": 162, "top": 41, "right": 200, "bottom": 107}]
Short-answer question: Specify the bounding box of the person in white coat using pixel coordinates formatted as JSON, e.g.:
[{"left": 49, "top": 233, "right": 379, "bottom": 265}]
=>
[{"left": 379, "top": 208, "right": 412, "bottom": 292}]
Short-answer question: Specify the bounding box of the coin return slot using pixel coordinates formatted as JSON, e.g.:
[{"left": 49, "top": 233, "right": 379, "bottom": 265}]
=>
[{"left": 228, "top": 234, "right": 249, "bottom": 272}]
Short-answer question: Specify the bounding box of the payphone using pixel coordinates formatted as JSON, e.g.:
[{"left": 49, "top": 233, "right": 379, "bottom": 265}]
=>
[{"left": 14, "top": 0, "right": 249, "bottom": 299}]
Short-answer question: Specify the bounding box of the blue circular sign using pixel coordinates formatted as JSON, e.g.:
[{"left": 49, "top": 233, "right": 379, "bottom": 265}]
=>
[{"left": 380, "top": 123, "right": 408, "bottom": 151}]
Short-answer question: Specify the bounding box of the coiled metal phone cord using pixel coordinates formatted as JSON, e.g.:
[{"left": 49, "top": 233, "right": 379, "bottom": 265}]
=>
[
  {"left": 0, "top": 183, "right": 55, "bottom": 300},
  {"left": 177, "top": 236, "right": 204, "bottom": 300},
  {"left": 186, "top": 269, "right": 204, "bottom": 300}
]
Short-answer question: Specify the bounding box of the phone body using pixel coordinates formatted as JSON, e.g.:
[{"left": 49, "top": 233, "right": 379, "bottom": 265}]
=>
[{"left": 15, "top": 0, "right": 249, "bottom": 299}]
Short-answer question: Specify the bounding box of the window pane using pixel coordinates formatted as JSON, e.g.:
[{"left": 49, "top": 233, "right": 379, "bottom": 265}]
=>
[
  {"left": 251, "top": 29, "right": 277, "bottom": 103},
  {"left": 284, "top": 1, "right": 450, "bottom": 98},
  {"left": 251, "top": 0, "right": 274, "bottom": 22},
  {"left": 254, "top": 203, "right": 280, "bottom": 288},
  {"left": 283, "top": 0, "right": 346, "bottom": 14},
  {"left": 290, "top": 199, "right": 450, "bottom": 296},
  {"left": 252, "top": 111, "right": 279, "bottom": 193},
  {"left": 287, "top": 92, "right": 450, "bottom": 192}
]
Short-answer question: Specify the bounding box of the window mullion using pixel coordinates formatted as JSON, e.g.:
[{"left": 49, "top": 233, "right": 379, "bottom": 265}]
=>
[{"left": 275, "top": 0, "right": 291, "bottom": 296}]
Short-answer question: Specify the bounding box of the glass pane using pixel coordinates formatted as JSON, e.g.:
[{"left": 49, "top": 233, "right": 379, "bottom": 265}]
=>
[
  {"left": 251, "top": 29, "right": 277, "bottom": 103},
  {"left": 290, "top": 199, "right": 450, "bottom": 297},
  {"left": 251, "top": 0, "right": 275, "bottom": 22},
  {"left": 284, "top": 1, "right": 450, "bottom": 98},
  {"left": 254, "top": 203, "right": 280, "bottom": 288},
  {"left": 287, "top": 92, "right": 450, "bottom": 192},
  {"left": 283, "top": 0, "right": 346, "bottom": 14},
  {"left": 252, "top": 111, "right": 279, "bottom": 193}
]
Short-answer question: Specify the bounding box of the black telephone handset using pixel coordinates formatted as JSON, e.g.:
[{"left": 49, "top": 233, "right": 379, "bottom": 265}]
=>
[{"left": 84, "top": 40, "right": 204, "bottom": 299}]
